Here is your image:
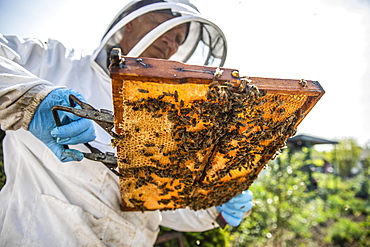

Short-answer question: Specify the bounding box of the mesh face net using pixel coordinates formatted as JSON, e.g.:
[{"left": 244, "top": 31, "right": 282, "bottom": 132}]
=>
[
  {"left": 97, "top": 0, "right": 227, "bottom": 68},
  {"left": 109, "top": 56, "right": 325, "bottom": 211},
  {"left": 171, "top": 21, "right": 226, "bottom": 66}
]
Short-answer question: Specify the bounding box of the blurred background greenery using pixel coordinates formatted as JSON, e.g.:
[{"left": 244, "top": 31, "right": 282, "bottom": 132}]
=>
[
  {"left": 154, "top": 136, "right": 370, "bottom": 247},
  {"left": 0, "top": 130, "right": 5, "bottom": 188},
  {"left": 1, "top": 133, "right": 369, "bottom": 246}
]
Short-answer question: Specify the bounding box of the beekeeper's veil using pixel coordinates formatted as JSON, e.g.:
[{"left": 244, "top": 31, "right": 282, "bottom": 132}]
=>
[{"left": 92, "top": 0, "right": 227, "bottom": 74}]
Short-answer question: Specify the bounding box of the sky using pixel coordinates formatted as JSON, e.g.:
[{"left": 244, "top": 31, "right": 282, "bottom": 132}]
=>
[{"left": 1, "top": 0, "right": 369, "bottom": 147}]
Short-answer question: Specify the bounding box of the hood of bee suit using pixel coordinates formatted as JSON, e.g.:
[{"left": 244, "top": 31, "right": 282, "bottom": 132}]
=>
[{"left": 91, "top": 0, "right": 227, "bottom": 76}]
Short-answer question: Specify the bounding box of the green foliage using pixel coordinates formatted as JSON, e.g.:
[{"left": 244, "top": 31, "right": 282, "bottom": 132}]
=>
[
  {"left": 0, "top": 159, "right": 5, "bottom": 189},
  {"left": 182, "top": 228, "right": 229, "bottom": 247},
  {"left": 155, "top": 227, "right": 229, "bottom": 247},
  {"left": 357, "top": 150, "right": 370, "bottom": 199},
  {"left": 329, "top": 138, "right": 362, "bottom": 178},
  {"left": 0, "top": 130, "right": 5, "bottom": 189},
  {"left": 1, "top": 132, "right": 369, "bottom": 246},
  {"left": 154, "top": 140, "right": 370, "bottom": 246},
  {"left": 360, "top": 148, "right": 370, "bottom": 178},
  {"left": 325, "top": 218, "right": 367, "bottom": 247},
  {"left": 225, "top": 145, "right": 370, "bottom": 246},
  {"left": 228, "top": 149, "right": 320, "bottom": 246}
]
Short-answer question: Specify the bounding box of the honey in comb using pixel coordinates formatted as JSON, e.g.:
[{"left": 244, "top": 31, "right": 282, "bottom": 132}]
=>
[
  {"left": 112, "top": 78, "right": 303, "bottom": 211},
  {"left": 109, "top": 55, "right": 324, "bottom": 212}
]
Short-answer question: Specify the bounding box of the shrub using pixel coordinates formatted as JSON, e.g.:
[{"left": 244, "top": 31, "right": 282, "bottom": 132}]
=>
[{"left": 326, "top": 218, "right": 365, "bottom": 246}]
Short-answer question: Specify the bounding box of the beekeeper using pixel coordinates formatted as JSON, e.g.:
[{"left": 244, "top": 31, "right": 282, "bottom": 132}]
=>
[{"left": 0, "top": 0, "right": 253, "bottom": 246}]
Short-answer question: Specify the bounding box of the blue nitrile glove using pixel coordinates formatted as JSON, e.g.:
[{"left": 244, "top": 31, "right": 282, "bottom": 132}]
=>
[
  {"left": 216, "top": 190, "right": 253, "bottom": 227},
  {"left": 29, "top": 88, "right": 96, "bottom": 162}
]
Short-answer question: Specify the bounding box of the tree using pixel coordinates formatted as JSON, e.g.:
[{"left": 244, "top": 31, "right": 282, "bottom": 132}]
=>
[
  {"left": 330, "top": 138, "right": 362, "bottom": 179},
  {"left": 356, "top": 143, "right": 370, "bottom": 199},
  {"left": 229, "top": 148, "right": 319, "bottom": 247}
]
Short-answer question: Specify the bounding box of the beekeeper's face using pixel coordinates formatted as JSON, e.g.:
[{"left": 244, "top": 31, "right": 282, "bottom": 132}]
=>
[{"left": 120, "top": 12, "right": 188, "bottom": 59}]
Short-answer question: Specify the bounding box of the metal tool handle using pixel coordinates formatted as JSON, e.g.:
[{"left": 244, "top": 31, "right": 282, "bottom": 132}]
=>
[
  {"left": 216, "top": 215, "right": 227, "bottom": 229},
  {"left": 51, "top": 95, "right": 124, "bottom": 178},
  {"left": 52, "top": 104, "right": 69, "bottom": 150}
]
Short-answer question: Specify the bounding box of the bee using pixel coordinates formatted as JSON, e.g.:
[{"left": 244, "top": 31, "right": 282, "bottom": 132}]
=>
[
  {"left": 231, "top": 70, "right": 240, "bottom": 78},
  {"left": 223, "top": 82, "right": 235, "bottom": 88},
  {"left": 299, "top": 79, "right": 308, "bottom": 87},
  {"left": 138, "top": 88, "right": 149, "bottom": 93},
  {"left": 152, "top": 113, "right": 163, "bottom": 118},
  {"left": 259, "top": 90, "right": 267, "bottom": 97},
  {"left": 121, "top": 158, "right": 130, "bottom": 164},
  {"left": 278, "top": 108, "right": 286, "bottom": 115},
  {"left": 163, "top": 92, "right": 173, "bottom": 97},
  {"left": 167, "top": 103, "right": 176, "bottom": 109},
  {"left": 239, "top": 77, "right": 251, "bottom": 92},
  {"left": 158, "top": 144, "right": 165, "bottom": 153},
  {"left": 174, "top": 90, "right": 179, "bottom": 102},
  {"left": 209, "top": 81, "right": 220, "bottom": 89},
  {"left": 214, "top": 67, "right": 224, "bottom": 79}
]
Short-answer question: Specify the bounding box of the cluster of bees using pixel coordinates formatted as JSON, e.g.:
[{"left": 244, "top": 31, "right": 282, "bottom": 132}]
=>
[{"left": 115, "top": 77, "right": 306, "bottom": 211}]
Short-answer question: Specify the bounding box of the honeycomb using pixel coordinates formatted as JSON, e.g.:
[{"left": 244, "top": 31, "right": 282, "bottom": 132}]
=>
[{"left": 110, "top": 57, "right": 324, "bottom": 211}]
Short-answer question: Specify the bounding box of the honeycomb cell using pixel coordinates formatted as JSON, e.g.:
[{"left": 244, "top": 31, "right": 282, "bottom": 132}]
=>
[{"left": 110, "top": 62, "right": 323, "bottom": 211}]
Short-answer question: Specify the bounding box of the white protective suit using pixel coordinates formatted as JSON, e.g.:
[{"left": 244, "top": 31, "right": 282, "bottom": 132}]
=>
[{"left": 0, "top": 0, "right": 228, "bottom": 246}]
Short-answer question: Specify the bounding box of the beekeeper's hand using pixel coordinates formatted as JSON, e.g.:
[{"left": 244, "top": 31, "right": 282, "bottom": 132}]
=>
[
  {"left": 216, "top": 190, "right": 253, "bottom": 227},
  {"left": 29, "top": 88, "right": 96, "bottom": 162}
]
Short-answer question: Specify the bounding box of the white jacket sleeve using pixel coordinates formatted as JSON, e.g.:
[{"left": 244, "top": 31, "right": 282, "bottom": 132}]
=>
[
  {"left": 160, "top": 207, "right": 220, "bottom": 232},
  {"left": 0, "top": 34, "right": 58, "bottom": 131}
]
